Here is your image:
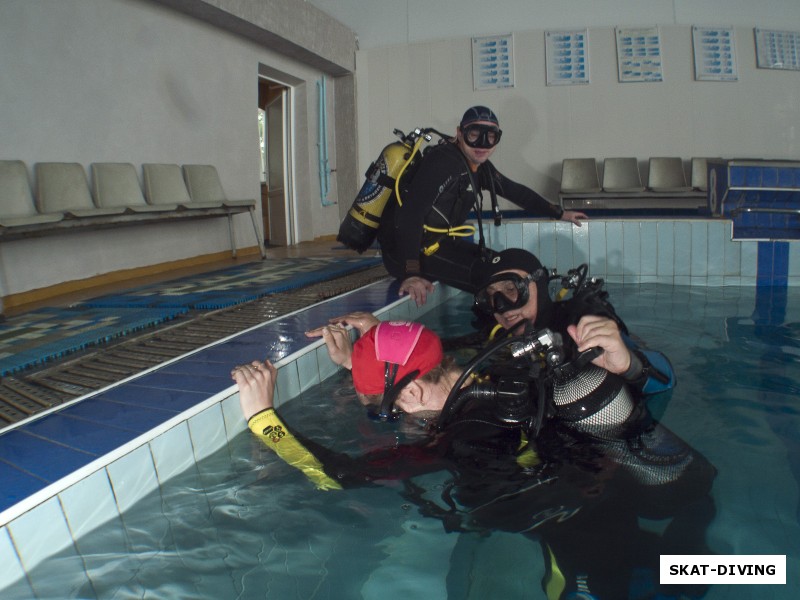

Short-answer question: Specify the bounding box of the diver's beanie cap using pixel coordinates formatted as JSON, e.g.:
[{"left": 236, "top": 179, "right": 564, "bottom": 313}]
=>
[
  {"left": 351, "top": 321, "right": 444, "bottom": 395},
  {"left": 460, "top": 105, "right": 499, "bottom": 128},
  {"left": 474, "top": 249, "right": 544, "bottom": 286}
]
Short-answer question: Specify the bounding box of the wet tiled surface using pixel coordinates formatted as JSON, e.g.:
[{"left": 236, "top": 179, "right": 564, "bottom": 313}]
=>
[
  {"left": 0, "top": 273, "right": 457, "bottom": 589},
  {"left": 0, "top": 277, "right": 411, "bottom": 518}
]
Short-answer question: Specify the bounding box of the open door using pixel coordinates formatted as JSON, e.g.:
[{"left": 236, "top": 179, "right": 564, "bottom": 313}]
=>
[
  {"left": 265, "top": 88, "right": 294, "bottom": 246},
  {"left": 258, "top": 76, "right": 294, "bottom": 247}
]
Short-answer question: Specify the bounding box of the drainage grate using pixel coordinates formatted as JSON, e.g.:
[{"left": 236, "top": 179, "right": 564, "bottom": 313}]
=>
[{"left": 0, "top": 265, "right": 388, "bottom": 430}]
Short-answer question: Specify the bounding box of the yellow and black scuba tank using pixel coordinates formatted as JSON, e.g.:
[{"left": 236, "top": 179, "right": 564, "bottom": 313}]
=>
[{"left": 337, "top": 128, "right": 433, "bottom": 253}]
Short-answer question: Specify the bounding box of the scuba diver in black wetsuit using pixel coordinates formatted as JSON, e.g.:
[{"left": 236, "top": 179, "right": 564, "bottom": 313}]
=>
[
  {"left": 233, "top": 292, "right": 716, "bottom": 599},
  {"left": 377, "top": 106, "right": 587, "bottom": 306}
]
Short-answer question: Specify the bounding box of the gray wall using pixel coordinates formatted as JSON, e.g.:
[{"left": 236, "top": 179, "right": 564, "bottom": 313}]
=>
[
  {"left": 355, "top": 24, "right": 800, "bottom": 209},
  {"left": 3, "top": 0, "right": 800, "bottom": 299},
  {"left": 0, "top": 0, "right": 356, "bottom": 298},
  {"left": 310, "top": 0, "right": 800, "bottom": 50}
]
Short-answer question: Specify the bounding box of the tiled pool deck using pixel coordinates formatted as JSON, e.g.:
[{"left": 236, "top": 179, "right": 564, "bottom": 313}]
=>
[{"left": 0, "top": 275, "right": 458, "bottom": 586}]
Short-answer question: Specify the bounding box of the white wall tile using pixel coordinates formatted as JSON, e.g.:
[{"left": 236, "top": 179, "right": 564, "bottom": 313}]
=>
[
  {"left": 640, "top": 221, "right": 658, "bottom": 276},
  {"left": 707, "top": 221, "right": 726, "bottom": 277},
  {"left": 150, "top": 422, "right": 196, "bottom": 484},
  {"left": 657, "top": 221, "right": 675, "bottom": 281},
  {"left": 316, "top": 344, "right": 339, "bottom": 382},
  {"left": 382, "top": 301, "right": 411, "bottom": 321},
  {"left": 521, "top": 221, "right": 540, "bottom": 256},
  {"left": 674, "top": 222, "right": 692, "bottom": 276},
  {"left": 275, "top": 361, "right": 300, "bottom": 406},
  {"left": 221, "top": 394, "right": 247, "bottom": 441},
  {"left": 588, "top": 220, "right": 607, "bottom": 277},
  {"left": 484, "top": 219, "right": 506, "bottom": 250},
  {"left": 8, "top": 497, "right": 75, "bottom": 573},
  {"left": 295, "top": 350, "right": 320, "bottom": 392},
  {"left": 0, "top": 527, "right": 28, "bottom": 593},
  {"left": 572, "top": 221, "right": 590, "bottom": 265},
  {"left": 605, "top": 221, "right": 624, "bottom": 276},
  {"left": 106, "top": 444, "right": 159, "bottom": 514},
  {"left": 550, "top": 222, "right": 571, "bottom": 273},
  {"left": 690, "top": 221, "right": 709, "bottom": 277},
  {"left": 724, "top": 234, "right": 742, "bottom": 276},
  {"left": 505, "top": 221, "right": 523, "bottom": 250},
  {"left": 740, "top": 239, "right": 759, "bottom": 278},
  {"left": 621, "top": 221, "right": 641, "bottom": 278},
  {"left": 59, "top": 469, "right": 119, "bottom": 541},
  {"left": 189, "top": 404, "right": 228, "bottom": 463},
  {"left": 535, "top": 221, "right": 558, "bottom": 268}
]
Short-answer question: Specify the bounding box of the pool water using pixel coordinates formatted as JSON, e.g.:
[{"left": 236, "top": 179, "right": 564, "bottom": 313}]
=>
[{"left": 4, "top": 284, "right": 799, "bottom": 599}]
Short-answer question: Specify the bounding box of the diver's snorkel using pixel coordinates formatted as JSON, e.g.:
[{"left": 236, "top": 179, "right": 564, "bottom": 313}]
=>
[
  {"left": 370, "top": 367, "right": 419, "bottom": 421},
  {"left": 355, "top": 321, "right": 443, "bottom": 423}
]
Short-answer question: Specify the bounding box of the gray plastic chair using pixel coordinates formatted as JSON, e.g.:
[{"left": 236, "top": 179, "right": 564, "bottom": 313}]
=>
[
  {"left": 181, "top": 165, "right": 229, "bottom": 209},
  {"left": 0, "top": 160, "right": 63, "bottom": 227},
  {"left": 92, "top": 163, "right": 173, "bottom": 213},
  {"left": 690, "top": 157, "right": 720, "bottom": 191},
  {"left": 182, "top": 164, "right": 265, "bottom": 258},
  {"left": 560, "top": 158, "right": 601, "bottom": 193},
  {"left": 602, "top": 158, "right": 645, "bottom": 192},
  {"left": 647, "top": 157, "right": 691, "bottom": 192},
  {"left": 35, "top": 162, "right": 125, "bottom": 217},
  {"left": 142, "top": 163, "right": 191, "bottom": 210}
]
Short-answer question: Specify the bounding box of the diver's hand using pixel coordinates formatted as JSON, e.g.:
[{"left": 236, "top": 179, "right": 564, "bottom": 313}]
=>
[
  {"left": 561, "top": 210, "right": 588, "bottom": 226},
  {"left": 399, "top": 276, "right": 434, "bottom": 307},
  {"left": 304, "top": 324, "right": 354, "bottom": 369},
  {"left": 232, "top": 360, "right": 278, "bottom": 420},
  {"left": 325, "top": 311, "right": 379, "bottom": 335},
  {"left": 566, "top": 315, "right": 631, "bottom": 375}
]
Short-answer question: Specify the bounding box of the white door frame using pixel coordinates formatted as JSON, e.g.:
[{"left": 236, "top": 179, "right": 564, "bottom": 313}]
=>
[{"left": 262, "top": 77, "right": 297, "bottom": 246}]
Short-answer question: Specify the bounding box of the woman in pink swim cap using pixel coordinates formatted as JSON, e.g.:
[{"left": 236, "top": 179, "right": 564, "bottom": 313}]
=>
[{"left": 304, "top": 314, "right": 462, "bottom": 419}]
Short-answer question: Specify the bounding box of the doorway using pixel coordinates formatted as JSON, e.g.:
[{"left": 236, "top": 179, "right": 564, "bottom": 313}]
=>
[{"left": 257, "top": 78, "right": 293, "bottom": 246}]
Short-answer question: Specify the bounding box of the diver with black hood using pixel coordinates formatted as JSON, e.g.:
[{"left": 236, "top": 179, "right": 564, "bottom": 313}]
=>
[{"left": 376, "top": 106, "right": 587, "bottom": 306}]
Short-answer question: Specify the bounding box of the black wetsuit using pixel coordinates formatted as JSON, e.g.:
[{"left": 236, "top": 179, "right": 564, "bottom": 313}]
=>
[
  {"left": 377, "top": 142, "right": 564, "bottom": 292},
  {"left": 249, "top": 384, "right": 714, "bottom": 599},
  {"left": 247, "top": 288, "right": 712, "bottom": 598}
]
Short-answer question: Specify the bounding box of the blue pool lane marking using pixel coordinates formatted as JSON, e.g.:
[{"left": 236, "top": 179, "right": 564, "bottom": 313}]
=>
[{"left": 757, "top": 241, "right": 789, "bottom": 287}]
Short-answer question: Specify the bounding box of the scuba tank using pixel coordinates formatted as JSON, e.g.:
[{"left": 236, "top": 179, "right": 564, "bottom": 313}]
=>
[{"left": 337, "top": 128, "right": 439, "bottom": 253}]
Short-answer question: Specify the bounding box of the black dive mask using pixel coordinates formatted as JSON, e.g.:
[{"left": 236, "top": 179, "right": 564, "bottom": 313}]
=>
[
  {"left": 460, "top": 124, "right": 502, "bottom": 149},
  {"left": 474, "top": 272, "right": 535, "bottom": 315}
]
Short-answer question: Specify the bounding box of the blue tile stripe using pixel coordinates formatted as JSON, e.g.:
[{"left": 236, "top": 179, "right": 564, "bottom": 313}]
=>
[{"left": 757, "top": 241, "right": 790, "bottom": 287}]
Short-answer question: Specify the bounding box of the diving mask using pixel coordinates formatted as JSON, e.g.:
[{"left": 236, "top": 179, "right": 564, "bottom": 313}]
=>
[
  {"left": 460, "top": 124, "right": 502, "bottom": 149},
  {"left": 474, "top": 272, "right": 536, "bottom": 315}
]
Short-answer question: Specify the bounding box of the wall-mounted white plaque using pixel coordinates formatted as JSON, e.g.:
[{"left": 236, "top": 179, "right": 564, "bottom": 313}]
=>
[
  {"left": 615, "top": 27, "right": 663, "bottom": 82},
  {"left": 693, "top": 26, "right": 738, "bottom": 81},
  {"left": 545, "top": 29, "right": 590, "bottom": 86},
  {"left": 472, "top": 33, "right": 515, "bottom": 90}
]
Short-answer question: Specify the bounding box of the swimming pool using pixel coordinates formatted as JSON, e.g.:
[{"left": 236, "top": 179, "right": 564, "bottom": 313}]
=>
[{"left": 2, "top": 283, "right": 797, "bottom": 599}]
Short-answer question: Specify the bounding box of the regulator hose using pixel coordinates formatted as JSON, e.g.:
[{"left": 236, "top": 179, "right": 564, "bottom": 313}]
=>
[{"left": 437, "top": 333, "right": 522, "bottom": 431}]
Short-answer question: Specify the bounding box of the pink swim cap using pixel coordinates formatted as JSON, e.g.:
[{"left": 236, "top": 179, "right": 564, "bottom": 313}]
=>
[{"left": 351, "top": 321, "right": 444, "bottom": 395}]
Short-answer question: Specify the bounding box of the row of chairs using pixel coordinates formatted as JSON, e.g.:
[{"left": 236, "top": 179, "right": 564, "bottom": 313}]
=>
[
  {"left": 0, "top": 162, "right": 265, "bottom": 256},
  {"left": 560, "top": 157, "right": 715, "bottom": 194}
]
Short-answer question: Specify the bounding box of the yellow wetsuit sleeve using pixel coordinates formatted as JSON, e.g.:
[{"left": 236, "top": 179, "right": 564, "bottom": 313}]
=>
[{"left": 248, "top": 408, "right": 343, "bottom": 491}]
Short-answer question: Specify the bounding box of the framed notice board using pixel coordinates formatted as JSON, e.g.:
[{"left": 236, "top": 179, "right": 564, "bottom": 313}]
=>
[{"left": 755, "top": 28, "right": 800, "bottom": 71}]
